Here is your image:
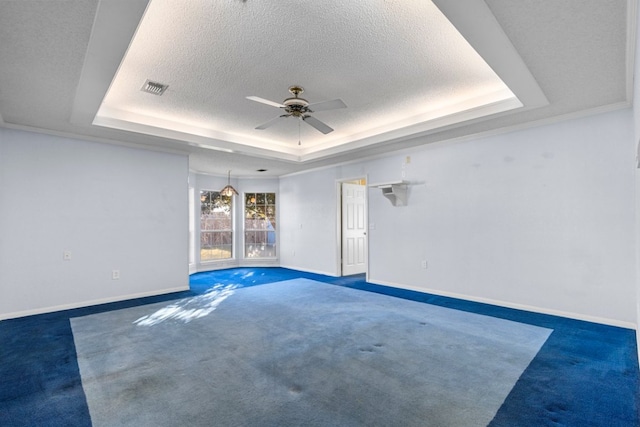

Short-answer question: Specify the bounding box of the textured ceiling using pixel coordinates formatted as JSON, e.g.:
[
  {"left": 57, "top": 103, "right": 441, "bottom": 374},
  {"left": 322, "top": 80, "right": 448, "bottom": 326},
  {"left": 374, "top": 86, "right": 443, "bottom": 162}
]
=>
[
  {"left": 96, "top": 0, "right": 520, "bottom": 160},
  {"left": 0, "top": 0, "right": 635, "bottom": 177}
]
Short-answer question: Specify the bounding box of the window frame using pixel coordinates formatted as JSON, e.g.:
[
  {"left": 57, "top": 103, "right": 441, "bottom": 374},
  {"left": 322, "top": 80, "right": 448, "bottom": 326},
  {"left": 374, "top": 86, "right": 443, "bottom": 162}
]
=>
[
  {"left": 243, "top": 192, "right": 277, "bottom": 259},
  {"left": 199, "top": 190, "right": 234, "bottom": 262}
]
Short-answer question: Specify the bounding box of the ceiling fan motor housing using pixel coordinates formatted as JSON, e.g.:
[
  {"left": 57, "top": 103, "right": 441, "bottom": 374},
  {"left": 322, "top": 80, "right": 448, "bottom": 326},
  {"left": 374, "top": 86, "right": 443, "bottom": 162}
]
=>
[{"left": 283, "top": 97, "right": 310, "bottom": 116}]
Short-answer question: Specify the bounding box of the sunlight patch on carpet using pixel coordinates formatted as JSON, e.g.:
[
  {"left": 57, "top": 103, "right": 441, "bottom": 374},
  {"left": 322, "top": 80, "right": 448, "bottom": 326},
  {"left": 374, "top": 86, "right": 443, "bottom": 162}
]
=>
[
  {"left": 71, "top": 278, "right": 551, "bottom": 427},
  {"left": 133, "top": 283, "right": 237, "bottom": 326}
]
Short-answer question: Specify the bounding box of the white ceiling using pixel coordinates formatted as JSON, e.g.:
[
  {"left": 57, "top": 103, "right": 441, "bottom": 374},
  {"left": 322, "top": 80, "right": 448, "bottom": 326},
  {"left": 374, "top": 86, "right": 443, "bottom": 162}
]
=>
[{"left": 0, "top": 0, "right": 635, "bottom": 177}]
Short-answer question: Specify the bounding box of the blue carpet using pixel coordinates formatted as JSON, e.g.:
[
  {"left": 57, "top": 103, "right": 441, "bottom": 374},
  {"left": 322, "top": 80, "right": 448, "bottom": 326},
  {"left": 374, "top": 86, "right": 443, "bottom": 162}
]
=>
[
  {"left": 71, "top": 278, "right": 551, "bottom": 426},
  {"left": 332, "top": 279, "right": 640, "bottom": 426},
  {"left": 1, "top": 267, "right": 638, "bottom": 426}
]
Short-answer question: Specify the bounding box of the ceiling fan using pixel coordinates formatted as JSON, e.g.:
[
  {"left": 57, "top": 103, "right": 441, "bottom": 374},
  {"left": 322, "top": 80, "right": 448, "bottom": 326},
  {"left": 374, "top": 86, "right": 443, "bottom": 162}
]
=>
[{"left": 247, "top": 86, "right": 346, "bottom": 134}]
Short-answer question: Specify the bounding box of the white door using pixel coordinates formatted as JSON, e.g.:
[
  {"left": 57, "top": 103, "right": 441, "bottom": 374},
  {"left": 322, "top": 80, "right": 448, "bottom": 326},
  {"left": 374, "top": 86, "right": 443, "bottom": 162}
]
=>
[{"left": 341, "top": 182, "right": 367, "bottom": 275}]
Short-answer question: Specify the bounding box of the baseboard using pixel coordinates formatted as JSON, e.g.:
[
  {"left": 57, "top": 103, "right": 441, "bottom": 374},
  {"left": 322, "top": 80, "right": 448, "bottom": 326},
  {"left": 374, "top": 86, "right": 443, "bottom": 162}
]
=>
[
  {"left": 192, "top": 262, "right": 281, "bottom": 274},
  {"left": 197, "top": 260, "right": 240, "bottom": 272},
  {"left": 188, "top": 263, "right": 198, "bottom": 275},
  {"left": 368, "top": 279, "right": 637, "bottom": 330},
  {"left": 0, "top": 285, "right": 190, "bottom": 321},
  {"left": 238, "top": 259, "right": 280, "bottom": 268},
  {"left": 279, "top": 264, "right": 338, "bottom": 277},
  {"left": 637, "top": 329, "right": 640, "bottom": 367}
]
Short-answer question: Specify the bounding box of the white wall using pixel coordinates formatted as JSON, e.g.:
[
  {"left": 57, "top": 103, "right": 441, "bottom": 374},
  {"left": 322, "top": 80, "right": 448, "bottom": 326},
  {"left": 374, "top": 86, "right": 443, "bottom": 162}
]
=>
[
  {"left": 632, "top": 1, "right": 640, "bottom": 359},
  {"left": 2, "top": 108, "right": 635, "bottom": 329},
  {"left": 280, "top": 109, "right": 637, "bottom": 327},
  {"left": 193, "top": 173, "right": 279, "bottom": 271},
  {"left": 0, "top": 128, "right": 189, "bottom": 319},
  {"left": 280, "top": 167, "right": 342, "bottom": 275}
]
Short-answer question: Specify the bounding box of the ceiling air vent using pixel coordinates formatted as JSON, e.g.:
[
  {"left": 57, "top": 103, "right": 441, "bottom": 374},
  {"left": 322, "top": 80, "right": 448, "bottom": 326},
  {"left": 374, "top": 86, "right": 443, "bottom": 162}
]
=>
[{"left": 141, "top": 80, "right": 168, "bottom": 96}]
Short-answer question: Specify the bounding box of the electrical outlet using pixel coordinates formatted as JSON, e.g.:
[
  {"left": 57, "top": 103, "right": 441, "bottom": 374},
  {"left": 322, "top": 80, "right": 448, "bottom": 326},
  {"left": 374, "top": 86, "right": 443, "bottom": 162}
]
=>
[
  {"left": 421, "top": 260, "right": 428, "bottom": 269},
  {"left": 112, "top": 270, "right": 120, "bottom": 280},
  {"left": 63, "top": 251, "right": 72, "bottom": 261}
]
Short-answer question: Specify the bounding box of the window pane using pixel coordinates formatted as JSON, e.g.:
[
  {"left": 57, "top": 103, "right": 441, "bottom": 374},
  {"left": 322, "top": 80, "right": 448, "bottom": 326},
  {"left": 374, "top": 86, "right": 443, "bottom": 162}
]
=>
[
  {"left": 257, "top": 231, "right": 267, "bottom": 245},
  {"left": 218, "top": 244, "right": 232, "bottom": 259},
  {"left": 219, "top": 231, "right": 232, "bottom": 244},
  {"left": 266, "top": 206, "right": 275, "bottom": 218},
  {"left": 200, "top": 190, "right": 233, "bottom": 261},
  {"left": 200, "top": 232, "right": 216, "bottom": 261},
  {"left": 266, "top": 193, "right": 276, "bottom": 204},
  {"left": 213, "top": 215, "right": 231, "bottom": 230},
  {"left": 201, "top": 231, "right": 214, "bottom": 248},
  {"left": 201, "top": 232, "right": 230, "bottom": 260},
  {"left": 244, "top": 192, "right": 276, "bottom": 258},
  {"left": 245, "top": 243, "right": 276, "bottom": 258}
]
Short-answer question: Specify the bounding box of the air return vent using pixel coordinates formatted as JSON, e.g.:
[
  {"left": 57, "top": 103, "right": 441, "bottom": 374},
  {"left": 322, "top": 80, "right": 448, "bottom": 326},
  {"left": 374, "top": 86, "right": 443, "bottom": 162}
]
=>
[{"left": 141, "top": 80, "right": 168, "bottom": 96}]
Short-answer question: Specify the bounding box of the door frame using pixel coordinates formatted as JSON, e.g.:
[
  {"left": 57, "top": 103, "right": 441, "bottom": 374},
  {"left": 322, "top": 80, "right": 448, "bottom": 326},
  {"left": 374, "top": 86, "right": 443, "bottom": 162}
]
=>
[{"left": 335, "top": 176, "right": 369, "bottom": 278}]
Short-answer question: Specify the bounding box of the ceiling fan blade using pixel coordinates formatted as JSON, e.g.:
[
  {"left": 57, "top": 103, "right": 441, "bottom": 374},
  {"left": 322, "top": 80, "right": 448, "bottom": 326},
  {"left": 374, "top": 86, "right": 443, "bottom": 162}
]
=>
[
  {"left": 307, "top": 98, "right": 347, "bottom": 112},
  {"left": 255, "top": 114, "right": 289, "bottom": 130},
  {"left": 302, "top": 115, "right": 334, "bottom": 134},
  {"left": 246, "top": 96, "right": 286, "bottom": 109}
]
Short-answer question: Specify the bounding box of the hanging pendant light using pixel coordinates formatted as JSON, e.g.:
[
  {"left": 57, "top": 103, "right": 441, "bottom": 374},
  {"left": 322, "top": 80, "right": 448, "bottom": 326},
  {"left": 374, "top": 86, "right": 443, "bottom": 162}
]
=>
[{"left": 220, "top": 170, "right": 239, "bottom": 197}]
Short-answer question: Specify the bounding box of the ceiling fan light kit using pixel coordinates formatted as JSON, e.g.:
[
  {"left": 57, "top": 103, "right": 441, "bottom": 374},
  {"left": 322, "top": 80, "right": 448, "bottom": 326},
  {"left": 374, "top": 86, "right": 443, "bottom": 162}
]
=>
[{"left": 247, "top": 86, "right": 347, "bottom": 136}]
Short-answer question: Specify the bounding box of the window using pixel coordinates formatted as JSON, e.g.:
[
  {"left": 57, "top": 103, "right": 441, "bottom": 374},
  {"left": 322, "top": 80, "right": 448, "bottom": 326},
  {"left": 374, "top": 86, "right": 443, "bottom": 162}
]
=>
[
  {"left": 244, "top": 192, "right": 276, "bottom": 258},
  {"left": 200, "top": 190, "right": 233, "bottom": 261}
]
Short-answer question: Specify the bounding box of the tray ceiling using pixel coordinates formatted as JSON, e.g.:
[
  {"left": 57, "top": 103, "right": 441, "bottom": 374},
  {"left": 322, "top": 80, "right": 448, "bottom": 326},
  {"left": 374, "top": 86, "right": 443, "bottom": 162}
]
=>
[{"left": 0, "top": 0, "right": 634, "bottom": 176}]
